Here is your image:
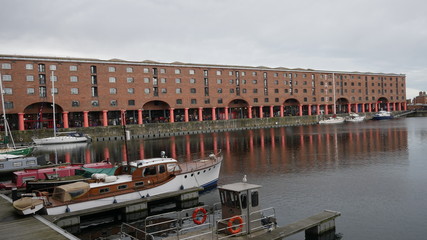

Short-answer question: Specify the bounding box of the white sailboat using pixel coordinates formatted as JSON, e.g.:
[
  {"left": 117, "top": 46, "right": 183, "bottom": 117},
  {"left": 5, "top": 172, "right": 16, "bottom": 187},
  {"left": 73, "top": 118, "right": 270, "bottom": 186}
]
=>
[
  {"left": 0, "top": 72, "right": 34, "bottom": 159},
  {"left": 318, "top": 73, "right": 345, "bottom": 124},
  {"left": 32, "top": 71, "right": 89, "bottom": 145}
]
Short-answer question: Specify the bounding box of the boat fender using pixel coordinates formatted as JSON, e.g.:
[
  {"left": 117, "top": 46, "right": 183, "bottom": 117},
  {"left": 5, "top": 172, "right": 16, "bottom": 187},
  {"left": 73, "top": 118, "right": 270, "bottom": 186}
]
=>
[
  {"left": 227, "top": 216, "right": 244, "bottom": 234},
  {"left": 91, "top": 173, "right": 107, "bottom": 180},
  {"left": 104, "top": 176, "right": 118, "bottom": 183},
  {"left": 192, "top": 207, "right": 208, "bottom": 225}
]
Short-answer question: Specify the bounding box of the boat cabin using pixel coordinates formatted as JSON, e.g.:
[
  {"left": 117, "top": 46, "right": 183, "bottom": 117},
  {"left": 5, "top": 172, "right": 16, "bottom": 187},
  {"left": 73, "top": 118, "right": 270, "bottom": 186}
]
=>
[{"left": 218, "top": 181, "right": 263, "bottom": 234}]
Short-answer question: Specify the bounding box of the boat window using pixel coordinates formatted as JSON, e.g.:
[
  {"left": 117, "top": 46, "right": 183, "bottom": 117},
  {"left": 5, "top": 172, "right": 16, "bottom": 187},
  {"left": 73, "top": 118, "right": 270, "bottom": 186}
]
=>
[
  {"left": 159, "top": 165, "right": 166, "bottom": 174},
  {"left": 251, "top": 191, "right": 259, "bottom": 207},
  {"left": 13, "top": 162, "right": 22, "bottom": 167},
  {"left": 0, "top": 164, "right": 3, "bottom": 169},
  {"left": 26, "top": 160, "right": 36, "bottom": 165},
  {"left": 143, "top": 166, "right": 157, "bottom": 176},
  {"left": 220, "top": 190, "right": 225, "bottom": 205},
  {"left": 100, "top": 188, "right": 110, "bottom": 194},
  {"left": 118, "top": 184, "right": 128, "bottom": 190},
  {"left": 22, "top": 177, "right": 36, "bottom": 183},
  {"left": 135, "top": 181, "right": 144, "bottom": 187},
  {"left": 240, "top": 193, "right": 248, "bottom": 209},
  {"left": 167, "top": 163, "right": 180, "bottom": 172}
]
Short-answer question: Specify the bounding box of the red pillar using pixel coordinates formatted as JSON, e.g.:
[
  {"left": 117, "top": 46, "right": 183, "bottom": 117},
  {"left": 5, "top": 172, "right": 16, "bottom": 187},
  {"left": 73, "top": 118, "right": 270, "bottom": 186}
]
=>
[
  {"left": 62, "top": 111, "right": 69, "bottom": 128},
  {"left": 169, "top": 108, "right": 174, "bottom": 123},
  {"left": 120, "top": 109, "right": 126, "bottom": 125},
  {"left": 212, "top": 107, "right": 216, "bottom": 120},
  {"left": 269, "top": 105, "right": 274, "bottom": 117},
  {"left": 375, "top": 103, "right": 378, "bottom": 111},
  {"left": 387, "top": 102, "right": 390, "bottom": 111},
  {"left": 404, "top": 102, "right": 407, "bottom": 110},
  {"left": 299, "top": 105, "right": 303, "bottom": 116},
  {"left": 308, "top": 104, "right": 312, "bottom": 116},
  {"left": 248, "top": 106, "right": 253, "bottom": 118},
  {"left": 325, "top": 105, "right": 329, "bottom": 115},
  {"left": 398, "top": 103, "right": 402, "bottom": 111},
  {"left": 83, "top": 111, "right": 89, "bottom": 127},
  {"left": 225, "top": 107, "right": 229, "bottom": 120},
  {"left": 18, "top": 113, "right": 25, "bottom": 130},
  {"left": 354, "top": 104, "right": 358, "bottom": 113},
  {"left": 138, "top": 109, "right": 143, "bottom": 124},
  {"left": 184, "top": 108, "right": 189, "bottom": 122},
  {"left": 280, "top": 105, "right": 284, "bottom": 117},
  {"left": 347, "top": 103, "right": 351, "bottom": 113},
  {"left": 102, "top": 110, "right": 108, "bottom": 126},
  {"left": 259, "top": 106, "right": 263, "bottom": 118},
  {"left": 368, "top": 103, "right": 372, "bottom": 112},
  {"left": 198, "top": 107, "right": 203, "bottom": 121},
  {"left": 361, "top": 103, "right": 365, "bottom": 113},
  {"left": 316, "top": 104, "right": 320, "bottom": 115}
]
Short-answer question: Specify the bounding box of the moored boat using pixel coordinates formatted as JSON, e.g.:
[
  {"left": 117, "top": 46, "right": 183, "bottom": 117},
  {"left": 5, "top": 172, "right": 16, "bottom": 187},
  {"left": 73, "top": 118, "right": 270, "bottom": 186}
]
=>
[
  {"left": 32, "top": 132, "right": 90, "bottom": 145},
  {"left": 0, "top": 156, "right": 46, "bottom": 174},
  {"left": 372, "top": 110, "right": 393, "bottom": 120},
  {"left": 345, "top": 112, "right": 365, "bottom": 122},
  {"left": 319, "top": 115, "right": 345, "bottom": 124},
  {"left": 12, "top": 150, "right": 222, "bottom": 215}
]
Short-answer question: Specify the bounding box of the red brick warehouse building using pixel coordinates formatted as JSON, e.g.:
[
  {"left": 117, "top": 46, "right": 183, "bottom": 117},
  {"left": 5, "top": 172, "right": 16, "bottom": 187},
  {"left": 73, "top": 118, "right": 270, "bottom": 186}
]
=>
[{"left": 0, "top": 55, "right": 407, "bottom": 131}]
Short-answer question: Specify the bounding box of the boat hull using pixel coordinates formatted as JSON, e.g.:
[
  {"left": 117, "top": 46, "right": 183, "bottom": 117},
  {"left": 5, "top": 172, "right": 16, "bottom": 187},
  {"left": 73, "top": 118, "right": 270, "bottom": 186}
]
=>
[
  {"left": 33, "top": 136, "right": 88, "bottom": 145},
  {"left": 372, "top": 116, "right": 393, "bottom": 120}
]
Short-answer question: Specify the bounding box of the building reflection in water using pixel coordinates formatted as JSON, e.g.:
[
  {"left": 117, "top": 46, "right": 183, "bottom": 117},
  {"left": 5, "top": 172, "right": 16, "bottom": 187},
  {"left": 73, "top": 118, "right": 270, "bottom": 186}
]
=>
[{"left": 36, "top": 122, "right": 408, "bottom": 175}]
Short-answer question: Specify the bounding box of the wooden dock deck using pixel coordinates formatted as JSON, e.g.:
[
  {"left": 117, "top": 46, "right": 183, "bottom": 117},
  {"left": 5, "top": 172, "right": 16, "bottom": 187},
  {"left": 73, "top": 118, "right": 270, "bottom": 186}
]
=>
[{"left": 0, "top": 194, "right": 78, "bottom": 240}]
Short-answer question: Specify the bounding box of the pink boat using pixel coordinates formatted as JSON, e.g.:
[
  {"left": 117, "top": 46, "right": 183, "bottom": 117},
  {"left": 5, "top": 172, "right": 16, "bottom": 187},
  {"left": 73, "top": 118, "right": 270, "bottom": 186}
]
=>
[{"left": 0, "top": 161, "right": 113, "bottom": 190}]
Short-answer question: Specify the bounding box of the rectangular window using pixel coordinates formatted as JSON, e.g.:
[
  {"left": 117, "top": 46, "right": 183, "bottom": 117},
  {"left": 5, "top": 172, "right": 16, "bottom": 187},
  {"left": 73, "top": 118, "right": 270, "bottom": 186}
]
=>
[
  {"left": 71, "top": 88, "right": 79, "bottom": 94},
  {"left": 4, "top": 88, "right": 12, "bottom": 95},
  {"left": 51, "top": 88, "right": 58, "bottom": 94},
  {"left": 26, "top": 64, "right": 33, "bottom": 70},
  {"left": 39, "top": 86, "right": 47, "bottom": 97},
  {"left": 191, "top": 99, "right": 197, "bottom": 104},
  {"left": 91, "top": 100, "right": 99, "bottom": 106},
  {"left": 127, "top": 77, "right": 134, "bottom": 83},
  {"left": 160, "top": 78, "right": 166, "bottom": 83},
  {"left": 160, "top": 68, "right": 166, "bottom": 74},
  {"left": 189, "top": 69, "right": 195, "bottom": 75},
  {"left": 27, "top": 88, "right": 35, "bottom": 95},
  {"left": 190, "top": 78, "right": 196, "bottom": 84},
  {"left": 90, "top": 65, "right": 97, "bottom": 74},
  {"left": 216, "top": 70, "right": 222, "bottom": 76},
  {"left": 1, "top": 75, "right": 12, "bottom": 81},
  {"left": 110, "top": 88, "right": 117, "bottom": 94},
  {"left": 144, "top": 88, "right": 150, "bottom": 94},
  {"left": 110, "top": 100, "right": 117, "bottom": 106},
  {"left": 128, "top": 100, "right": 135, "bottom": 106},
  {"left": 72, "top": 101, "right": 80, "bottom": 107},
  {"left": 175, "top": 78, "right": 181, "bottom": 83},
  {"left": 175, "top": 69, "right": 181, "bottom": 74},
  {"left": 126, "top": 67, "right": 133, "bottom": 73},
  {"left": 108, "top": 66, "right": 116, "bottom": 72},
  {"left": 2, "top": 63, "right": 11, "bottom": 69},
  {"left": 254, "top": 98, "right": 258, "bottom": 103},
  {"left": 176, "top": 99, "right": 182, "bottom": 104},
  {"left": 127, "top": 88, "right": 134, "bottom": 94},
  {"left": 175, "top": 88, "right": 182, "bottom": 94},
  {"left": 218, "top": 98, "right": 223, "bottom": 104},
  {"left": 49, "top": 65, "right": 57, "bottom": 70},
  {"left": 26, "top": 75, "right": 34, "bottom": 81},
  {"left": 144, "top": 77, "right": 149, "bottom": 83},
  {"left": 69, "top": 65, "right": 77, "bottom": 71},
  {"left": 38, "top": 64, "right": 45, "bottom": 72},
  {"left": 91, "top": 87, "right": 98, "bottom": 97},
  {"left": 70, "top": 76, "right": 78, "bottom": 82},
  {"left": 109, "top": 77, "right": 116, "bottom": 83},
  {"left": 190, "top": 88, "right": 196, "bottom": 93},
  {"left": 143, "top": 68, "right": 149, "bottom": 73},
  {"left": 217, "top": 79, "right": 222, "bottom": 84},
  {"left": 161, "top": 88, "right": 167, "bottom": 93},
  {"left": 91, "top": 75, "right": 97, "bottom": 85}
]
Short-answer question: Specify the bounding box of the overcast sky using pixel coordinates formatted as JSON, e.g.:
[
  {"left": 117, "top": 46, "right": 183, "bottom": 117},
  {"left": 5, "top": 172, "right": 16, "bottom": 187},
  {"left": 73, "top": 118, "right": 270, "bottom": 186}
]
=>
[{"left": 1, "top": 0, "right": 426, "bottom": 99}]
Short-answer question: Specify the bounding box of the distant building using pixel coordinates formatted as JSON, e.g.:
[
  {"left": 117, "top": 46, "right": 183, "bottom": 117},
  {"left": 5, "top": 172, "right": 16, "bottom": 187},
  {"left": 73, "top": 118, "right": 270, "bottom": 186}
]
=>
[
  {"left": 0, "top": 54, "right": 407, "bottom": 131},
  {"left": 413, "top": 91, "right": 427, "bottom": 105}
]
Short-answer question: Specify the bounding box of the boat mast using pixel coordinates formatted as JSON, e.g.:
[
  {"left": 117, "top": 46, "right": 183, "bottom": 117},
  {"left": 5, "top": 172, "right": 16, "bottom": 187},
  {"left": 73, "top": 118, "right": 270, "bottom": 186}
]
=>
[
  {"left": 332, "top": 73, "right": 336, "bottom": 114},
  {"left": 51, "top": 71, "right": 56, "bottom": 137}
]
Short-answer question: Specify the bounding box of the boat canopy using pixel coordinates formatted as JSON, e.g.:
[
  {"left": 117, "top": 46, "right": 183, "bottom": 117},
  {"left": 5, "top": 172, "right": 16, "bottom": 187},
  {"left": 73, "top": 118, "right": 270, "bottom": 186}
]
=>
[
  {"left": 52, "top": 182, "right": 90, "bottom": 202},
  {"left": 76, "top": 167, "right": 118, "bottom": 178}
]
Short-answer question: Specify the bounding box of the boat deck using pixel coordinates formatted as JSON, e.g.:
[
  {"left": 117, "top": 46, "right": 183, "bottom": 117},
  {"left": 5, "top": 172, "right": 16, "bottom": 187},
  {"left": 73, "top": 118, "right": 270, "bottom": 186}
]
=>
[{"left": 0, "top": 193, "right": 78, "bottom": 240}]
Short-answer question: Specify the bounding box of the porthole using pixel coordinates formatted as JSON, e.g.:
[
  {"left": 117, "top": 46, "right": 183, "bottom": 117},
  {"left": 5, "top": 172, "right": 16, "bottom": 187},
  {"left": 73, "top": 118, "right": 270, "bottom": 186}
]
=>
[
  {"left": 184, "top": 175, "right": 187, "bottom": 178},
  {"left": 191, "top": 173, "right": 194, "bottom": 177}
]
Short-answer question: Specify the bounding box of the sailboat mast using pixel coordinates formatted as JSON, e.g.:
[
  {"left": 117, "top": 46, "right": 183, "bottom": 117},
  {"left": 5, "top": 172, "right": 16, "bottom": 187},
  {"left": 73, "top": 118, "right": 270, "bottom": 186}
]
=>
[
  {"left": 332, "top": 73, "right": 336, "bottom": 114},
  {"left": 0, "top": 72, "right": 9, "bottom": 147},
  {"left": 51, "top": 71, "right": 56, "bottom": 137}
]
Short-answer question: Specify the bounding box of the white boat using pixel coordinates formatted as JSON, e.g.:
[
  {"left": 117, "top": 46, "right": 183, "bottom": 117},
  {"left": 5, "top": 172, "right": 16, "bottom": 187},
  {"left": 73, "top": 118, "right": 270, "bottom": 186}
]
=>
[
  {"left": 319, "top": 116, "right": 345, "bottom": 124},
  {"left": 32, "top": 71, "right": 90, "bottom": 145},
  {"left": 13, "top": 150, "right": 222, "bottom": 215},
  {"left": 372, "top": 110, "right": 393, "bottom": 120},
  {"left": 32, "top": 132, "right": 89, "bottom": 145},
  {"left": 345, "top": 113, "right": 365, "bottom": 122}
]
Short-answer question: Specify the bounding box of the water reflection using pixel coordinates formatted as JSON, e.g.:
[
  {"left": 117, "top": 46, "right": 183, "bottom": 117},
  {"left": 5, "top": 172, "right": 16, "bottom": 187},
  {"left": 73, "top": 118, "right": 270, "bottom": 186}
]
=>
[{"left": 36, "top": 120, "right": 409, "bottom": 175}]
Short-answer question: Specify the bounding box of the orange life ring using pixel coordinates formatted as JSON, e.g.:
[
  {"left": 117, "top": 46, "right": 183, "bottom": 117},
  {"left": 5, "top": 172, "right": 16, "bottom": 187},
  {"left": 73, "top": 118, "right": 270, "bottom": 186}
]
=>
[
  {"left": 227, "top": 216, "right": 244, "bottom": 234},
  {"left": 192, "top": 207, "right": 208, "bottom": 225}
]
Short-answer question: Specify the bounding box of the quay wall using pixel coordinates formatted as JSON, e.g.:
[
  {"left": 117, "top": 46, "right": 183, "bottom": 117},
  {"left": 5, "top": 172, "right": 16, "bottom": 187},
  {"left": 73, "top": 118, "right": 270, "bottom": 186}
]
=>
[{"left": 11, "top": 115, "right": 320, "bottom": 143}]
